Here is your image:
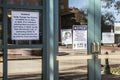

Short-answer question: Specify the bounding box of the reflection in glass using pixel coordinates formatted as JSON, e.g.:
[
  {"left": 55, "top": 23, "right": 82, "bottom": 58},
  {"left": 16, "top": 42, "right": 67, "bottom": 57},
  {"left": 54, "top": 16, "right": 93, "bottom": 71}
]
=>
[
  {"left": 8, "top": 48, "right": 42, "bottom": 79},
  {"left": 59, "top": 0, "right": 88, "bottom": 80},
  {"left": 7, "top": 9, "right": 43, "bottom": 45},
  {"left": 101, "top": 0, "right": 120, "bottom": 80},
  {"left": 7, "top": 0, "right": 42, "bottom": 5},
  {"left": 60, "top": 0, "right": 87, "bottom": 29}
]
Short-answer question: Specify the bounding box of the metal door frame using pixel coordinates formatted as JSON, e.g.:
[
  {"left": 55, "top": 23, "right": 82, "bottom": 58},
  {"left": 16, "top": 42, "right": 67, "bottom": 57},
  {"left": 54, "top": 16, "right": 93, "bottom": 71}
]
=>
[
  {"left": 1, "top": 0, "right": 45, "bottom": 80},
  {"left": 53, "top": 0, "right": 101, "bottom": 80},
  {"left": 1, "top": 0, "right": 101, "bottom": 80},
  {"left": 88, "top": 0, "right": 101, "bottom": 80}
]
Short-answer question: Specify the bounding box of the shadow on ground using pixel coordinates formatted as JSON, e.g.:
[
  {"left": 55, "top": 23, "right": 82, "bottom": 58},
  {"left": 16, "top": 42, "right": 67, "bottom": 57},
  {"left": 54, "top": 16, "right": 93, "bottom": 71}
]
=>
[
  {"left": 102, "top": 74, "right": 120, "bottom": 80},
  {"left": 59, "top": 72, "right": 87, "bottom": 80},
  {"left": 0, "top": 73, "right": 119, "bottom": 80},
  {"left": 8, "top": 74, "right": 41, "bottom": 80},
  {"left": 60, "top": 72, "right": 120, "bottom": 80}
]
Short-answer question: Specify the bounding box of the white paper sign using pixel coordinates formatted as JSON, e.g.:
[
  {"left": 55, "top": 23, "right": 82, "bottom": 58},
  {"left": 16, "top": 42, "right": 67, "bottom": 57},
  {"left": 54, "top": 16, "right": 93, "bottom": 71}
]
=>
[
  {"left": 114, "top": 23, "right": 120, "bottom": 34},
  {"left": 61, "top": 29, "right": 72, "bottom": 45},
  {"left": 102, "top": 32, "right": 114, "bottom": 43},
  {"left": 11, "top": 11, "right": 39, "bottom": 40},
  {"left": 73, "top": 25, "right": 87, "bottom": 49}
]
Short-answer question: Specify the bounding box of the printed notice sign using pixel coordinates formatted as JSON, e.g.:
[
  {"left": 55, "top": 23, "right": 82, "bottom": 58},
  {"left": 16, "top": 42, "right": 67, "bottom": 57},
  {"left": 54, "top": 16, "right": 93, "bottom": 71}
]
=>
[
  {"left": 102, "top": 32, "right": 114, "bottom": 43},
  {"left": 11, "top": 11, "right": 39, "bottom": 40},
  {"left": 61, "top": 29, "right": 72, "bottom": 45},
  {"left": 73, "top": 25, "right": 87, "bottom": 49},
  {"left": 114, "top": 23, "right": 120, "bottom": 34}
]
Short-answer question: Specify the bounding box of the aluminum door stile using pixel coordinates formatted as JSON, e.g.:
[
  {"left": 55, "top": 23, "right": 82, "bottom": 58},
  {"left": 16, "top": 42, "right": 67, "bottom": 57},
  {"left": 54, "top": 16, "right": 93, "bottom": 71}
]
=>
[
  {"left": 3, "top": 0, "right": 8, "bottom": 80},
  {"left": 88, "top": 0, "right": 101, "bottom": 80},
  {"left": 43, "top": 0, "right": 58, "bottom": 80},
  {"left": 54, "top": 0, "right": 59, "bottom": 80},
  {"left": 94, "top": 0, "right": 101, "bottom": 80}
]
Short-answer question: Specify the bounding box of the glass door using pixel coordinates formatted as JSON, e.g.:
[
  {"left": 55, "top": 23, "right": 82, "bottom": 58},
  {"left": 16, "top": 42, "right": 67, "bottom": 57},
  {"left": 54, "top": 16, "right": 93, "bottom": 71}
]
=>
[
  {"left": 58, "top": 0, "right": 88, "bottom": 79},
  {"left": 1, "top": 0, "right": 44, "bottom": 80},
  {"left": 101, "top": 0, "right": 120, "bottom": 80},
  {"left": 58, "top": 0, "right": 101, "bottom": 80}
]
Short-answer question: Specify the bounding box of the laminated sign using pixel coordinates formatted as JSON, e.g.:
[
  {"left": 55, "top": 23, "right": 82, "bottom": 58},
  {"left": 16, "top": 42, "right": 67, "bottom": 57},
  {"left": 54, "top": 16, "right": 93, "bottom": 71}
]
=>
[
  {"left": 102, "top": 32, "right": 114, "bottom": 44},
  {"left": 73, "top": 25, "right": 87, "bottom": 49},
  {"left": 61, "top": 29, "right": 72, "bottom": 45},
  {"left": 11, "top": 11, "right": 39, "bottom": 40},
  {"left": 114, "top": 23, "right": 120, "bottom": 34}
]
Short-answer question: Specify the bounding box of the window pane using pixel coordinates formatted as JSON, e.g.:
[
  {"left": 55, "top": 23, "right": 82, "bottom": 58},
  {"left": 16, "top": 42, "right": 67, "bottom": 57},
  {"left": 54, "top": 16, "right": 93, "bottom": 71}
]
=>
[
  {"left": 7, "top": 9, "right": 43, "bottom": 45},
  {"left": 101, "top": 0, "right": 120, "bottom": 79},
  {"left": 59, "top": 0, "right": 88, "bottom": 80},
  {"left": 8, "top": 48, "right": 42, "bottom": 79}
]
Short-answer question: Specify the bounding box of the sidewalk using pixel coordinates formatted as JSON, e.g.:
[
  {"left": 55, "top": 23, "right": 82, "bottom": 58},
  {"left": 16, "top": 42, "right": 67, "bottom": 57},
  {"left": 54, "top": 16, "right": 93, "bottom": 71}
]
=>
[
  {"left": 102, "top": 74, "right": 120, "bottom": 80},
  {"left": 0, "top": 46, "right": 119, "bottom": 80},
  {"left": 60, "top": 74, "right": 120, "bottom": 80},
  {"left": 0, "top": 73, "right": 118, "bottom": 80},
  {"left": 58, "top": 45, "right": 120, "bottom": 80}
]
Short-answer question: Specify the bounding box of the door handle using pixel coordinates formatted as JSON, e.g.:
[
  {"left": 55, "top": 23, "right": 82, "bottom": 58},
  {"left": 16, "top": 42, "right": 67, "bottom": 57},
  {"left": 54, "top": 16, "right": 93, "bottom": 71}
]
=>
[{"left": 92, "top": 42, "right": 100, "bottom": 53}]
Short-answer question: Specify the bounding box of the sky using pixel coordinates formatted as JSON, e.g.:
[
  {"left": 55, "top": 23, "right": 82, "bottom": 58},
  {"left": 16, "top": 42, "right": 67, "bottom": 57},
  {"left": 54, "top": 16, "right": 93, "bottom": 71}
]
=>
[
  {"left": 69, "top": 0, "right": 118, "bottom": 13},
  {"left": 69, "top": 0, "right": 87, "bottom": 9},
  {"left": 101, "top": 0, "right": 120, "bottom": 22},
  {"left": 68, "top": 0, "right": 120, "bottom": 22}
]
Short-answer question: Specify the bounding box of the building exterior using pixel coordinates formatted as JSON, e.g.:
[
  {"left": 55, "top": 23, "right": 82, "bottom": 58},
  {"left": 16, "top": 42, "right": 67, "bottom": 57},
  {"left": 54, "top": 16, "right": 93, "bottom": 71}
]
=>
[
  {"left": 0, "top": 0, "right": 120, "bottom": 80},
  {"left": 59, "top": 0, "right": 87, "bottom": 29}
]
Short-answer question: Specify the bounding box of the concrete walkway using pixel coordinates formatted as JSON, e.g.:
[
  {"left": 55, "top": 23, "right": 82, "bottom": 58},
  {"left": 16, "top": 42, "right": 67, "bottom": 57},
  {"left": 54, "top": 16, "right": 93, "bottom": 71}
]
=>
[
  {"left": 0, "top": 73, "right": 119, "bottom": 80},
  {"left": 0, "top": 46, "right": 120, "bottom": 80}
]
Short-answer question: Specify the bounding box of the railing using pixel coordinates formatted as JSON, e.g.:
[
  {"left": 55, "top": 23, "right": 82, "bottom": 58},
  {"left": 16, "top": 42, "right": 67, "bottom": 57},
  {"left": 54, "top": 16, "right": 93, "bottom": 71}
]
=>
[{"left": 57, "top": 54, "right": 120, "bottom": 60}]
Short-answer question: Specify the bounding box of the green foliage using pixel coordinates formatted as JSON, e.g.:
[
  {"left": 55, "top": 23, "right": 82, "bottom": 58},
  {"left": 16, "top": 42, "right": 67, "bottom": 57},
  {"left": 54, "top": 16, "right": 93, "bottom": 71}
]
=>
[
  {"left": 110, "top": 67, "right": 120, "bottom": 74},
  {"left": 114, "top": 1, "right": 120, "bottom": 10},
  {"left": 102, "top": 67, "right": 120, "bottom": 74},
  {"left": 101, "top": 0, "right": 120, "bottom": 25},
  {"left": 102, "top": 0, "right": 115, "bottom": 8}
]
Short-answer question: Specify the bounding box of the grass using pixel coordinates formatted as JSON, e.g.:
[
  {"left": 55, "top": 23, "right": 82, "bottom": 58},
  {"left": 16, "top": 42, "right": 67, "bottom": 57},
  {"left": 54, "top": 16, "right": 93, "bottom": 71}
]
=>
[
  {"left": 102, "top": 67, "right": 120, "bottom": 74},
  {"left": 110, "top": 67, "right": 120, "bottom": 74}
]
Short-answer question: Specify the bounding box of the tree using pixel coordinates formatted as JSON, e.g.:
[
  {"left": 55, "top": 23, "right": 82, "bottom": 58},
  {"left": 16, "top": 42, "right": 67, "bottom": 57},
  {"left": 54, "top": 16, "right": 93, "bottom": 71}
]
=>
[
  {"left": 101, "top": 0, "right": 120, "bottom": 27},
  {"left": 101, "top": 0, "right": 120, "bottom": 45},
  {"left": 114, "top": 1, "right": 120, "bottom": 13},
  {"left": 103, "top": 12, "right": 115, "bottom": 26},
  {"left": 101, "top": 0, "right": 115, "bottom": 8}
]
